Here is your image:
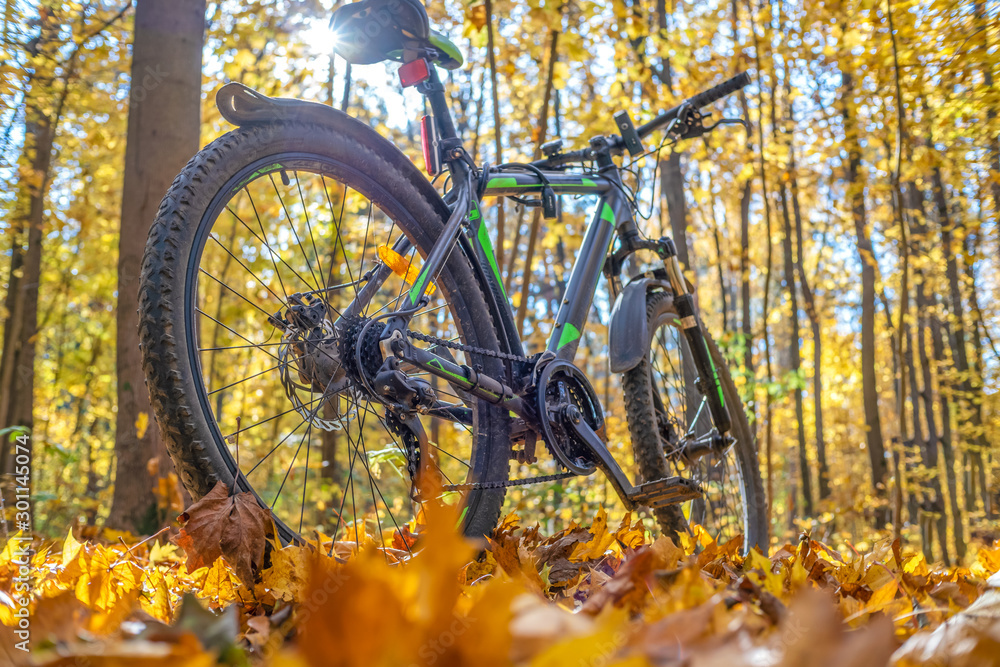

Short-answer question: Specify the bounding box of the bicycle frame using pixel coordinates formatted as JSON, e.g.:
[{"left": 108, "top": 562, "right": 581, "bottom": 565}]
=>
[
  {"left": 362, "top": 65, "right": 730, "bottom": 443},
  {"left": 481, "top": 172, "right": 630, "bottom": 362}
]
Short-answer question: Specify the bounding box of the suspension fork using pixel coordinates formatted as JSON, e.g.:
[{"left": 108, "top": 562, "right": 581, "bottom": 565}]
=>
[{"left": 661, "top": 239, "right": 732, "bottom": 436}]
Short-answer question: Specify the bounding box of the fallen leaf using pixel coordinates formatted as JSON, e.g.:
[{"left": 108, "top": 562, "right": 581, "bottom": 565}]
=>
[{"left": 174, "top": 480, "right": 271, "bottom": 586}]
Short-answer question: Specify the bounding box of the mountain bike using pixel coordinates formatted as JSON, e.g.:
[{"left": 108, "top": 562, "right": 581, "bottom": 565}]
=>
[{"left": 138, "top": 0, "right": 766, "bottom": 554}]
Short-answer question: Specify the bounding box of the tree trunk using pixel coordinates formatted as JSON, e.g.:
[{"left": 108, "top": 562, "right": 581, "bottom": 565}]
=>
[
  {"left": 0, "top": 6, "right": 63, "bottom": 484},
  {"left": 908, "top": 184, "right": 950, "bottom": 564},
  {"left": 931, "top": 162, "right": 992, "bottom": 520},
  {"left": 840, "top": 69, "right": 888, "bottom": 522},
  {"left": 973, "top": 2, "right": 1000, "bottom": 260},
  {"left": 514, "top": 27, "right": 559, "bottom": 334},
  {"left": 789, "top": 157, "right": 829, "bottom": 501},
  {"left": 931, "top": 304, "right": 967, "bottom": 560},
  {"left": 696, "top": 200, "right": 727, "bottom": 329},
  {"left": 963, "top": 228, "right": 993, "bottom": 518},
  {"left": 747, "top": 0, "right": 775, "bottom": 526},
  {"left": 108, "top": 0, "right": 206, "bottom": 534},
  {"left": 775, "top": 72, "right": 812, "bottom": 516},
  {"left": 779, "top": 182, "right": 812, "bottom": 516},
  {"left": 730, "top": 0, "right": 755, "bottom": 417}
]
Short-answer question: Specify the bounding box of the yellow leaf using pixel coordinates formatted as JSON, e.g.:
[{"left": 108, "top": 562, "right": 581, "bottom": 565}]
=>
[
  {"left": 149, "top": 540, "right": 180, "bottom": 565},
  {"left": 745, "top": 548, "right": 784, "bottom": 598},
  {"left": 62, "top": 528, "right": 83, "bottom": 567},
  {"left": 201, "top": 558, "right": 239, "bottom": 606},
  {"left": 141, "top": 568, "right": 173, "bottom": 624},
  {"left": 260, "top": 544, "right": 312, "bottom": 602},
  {"left": 135, "top": 411, "right": 149, "bottom": 439},
  {"left": 377, "top": 244, "right": 436, "bottom": 295},
  {"left": 88, "top": 586, "right": 140, "bottom": 635},
  {"left": 972, "top": 542, "right": 1000, "bottom": 579},
  {"left": 570, "top": 508, "right": 616, "bottom": 562},
  {"left": 466, "top": 2, "right": 487, "bottom": 29}
]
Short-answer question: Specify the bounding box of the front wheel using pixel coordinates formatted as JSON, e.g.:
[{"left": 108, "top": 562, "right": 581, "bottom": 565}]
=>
[{"left": 623, "top": 291, "right": 767, "bottom": 550}]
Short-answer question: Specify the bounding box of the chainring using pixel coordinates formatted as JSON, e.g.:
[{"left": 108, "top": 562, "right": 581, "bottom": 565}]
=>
[{"left": 535, "top": 360, "right": 602, "bottom": 476}]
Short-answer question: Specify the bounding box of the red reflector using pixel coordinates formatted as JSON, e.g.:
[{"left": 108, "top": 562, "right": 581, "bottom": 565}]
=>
[
  {"left": 420, "top": 115, "right": 440, "bottom": 176},
  {"left": 398, "top": 58, "right": 431, "bottom": 87}
]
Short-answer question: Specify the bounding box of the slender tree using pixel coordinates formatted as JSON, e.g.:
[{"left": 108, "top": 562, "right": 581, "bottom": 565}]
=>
[{"left": 840, "top": 61, "right": 889, "bottom": 523}]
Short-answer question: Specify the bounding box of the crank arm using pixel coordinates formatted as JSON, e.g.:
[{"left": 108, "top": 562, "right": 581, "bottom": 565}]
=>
[{"left": 563, "top": 413, "right": 702, "bottom": 511}]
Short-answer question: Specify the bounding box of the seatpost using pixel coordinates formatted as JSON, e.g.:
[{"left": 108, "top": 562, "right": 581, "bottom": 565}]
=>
[
  {"left": 419, "top": 67, "right": 457, "bottom": 138},
  {"left": 418, "top": 66, "right": 469, "bottom": 182}
]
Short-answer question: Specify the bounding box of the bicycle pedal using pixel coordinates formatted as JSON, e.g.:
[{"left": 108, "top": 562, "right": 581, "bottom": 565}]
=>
[{"left": 630, "top": 476, "right": 702, "bottom": 509}]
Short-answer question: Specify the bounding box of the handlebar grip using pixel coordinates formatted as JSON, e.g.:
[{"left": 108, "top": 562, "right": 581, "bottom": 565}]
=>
[
  {"left": 636, "top": 71, "right": 752, "bottom": 139},
  {"left": 687, "top": 71, "right": 752, "bottom": 111}
]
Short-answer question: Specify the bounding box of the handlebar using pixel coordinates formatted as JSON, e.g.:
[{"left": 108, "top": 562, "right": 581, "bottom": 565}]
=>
[
  {"left": 530, "top": 71, "right": 751, "bottom": 168},
  {"left": 634, "top": 71, "right": 751, "bottom": 140}
]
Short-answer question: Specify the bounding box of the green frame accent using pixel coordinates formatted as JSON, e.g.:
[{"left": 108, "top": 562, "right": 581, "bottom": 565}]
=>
[
  {"left": 231, "top": 163, "right": 284, "bottom": 192},
  {"left": 472, "top": 204, "right": 508, "bottom": 300},
  {"left": 485, "top": 176, "right": 604, "bottom": 191},
  {"left": 557, "top": 322, "right": 581, "bottom": 350},
  {"left": 707, "top": 351, "right": 726, "bottom": 408},
  {"left": 486, "top": 177, "right": 518, "bottom": 188}
]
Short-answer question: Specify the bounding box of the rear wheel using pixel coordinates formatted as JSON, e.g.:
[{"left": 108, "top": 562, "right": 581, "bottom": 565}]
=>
[
  {"left": 139, "top": 121, "right": 509, "bottom": 548},
  {"left": 623, "top": 291, "right": 766, "bottom": 550}
]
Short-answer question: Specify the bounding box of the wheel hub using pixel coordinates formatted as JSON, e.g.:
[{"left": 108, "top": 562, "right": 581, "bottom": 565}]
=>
[{"left": 270, "top": 295, "right": 390, "bottom": 431}]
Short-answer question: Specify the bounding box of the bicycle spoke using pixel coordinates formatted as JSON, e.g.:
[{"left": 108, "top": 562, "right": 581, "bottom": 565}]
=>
[
  {"left": 199, "top": 267, "right": 284, "bottom": 321},
  {"left": 196, "top": 308, "right": 282, "bottom": 365},
  {"left": 192, "top": 164, "right": 480, "bottom": 546},
  {"left": 269, "top": 173, "right": 323, "bottom": 293},
  {"left": 208, "top": 232, "right": 286, "bottom": 306}
]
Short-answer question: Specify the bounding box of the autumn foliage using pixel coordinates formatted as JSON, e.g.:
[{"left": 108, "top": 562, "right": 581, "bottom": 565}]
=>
[{"left": 3, "top": 491, "right": 1000, "bottom": 666}]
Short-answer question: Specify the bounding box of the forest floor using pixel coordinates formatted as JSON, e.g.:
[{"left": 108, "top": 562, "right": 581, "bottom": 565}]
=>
[{"left": 2, "top": 484, "right": 1000, "bottom": 667}]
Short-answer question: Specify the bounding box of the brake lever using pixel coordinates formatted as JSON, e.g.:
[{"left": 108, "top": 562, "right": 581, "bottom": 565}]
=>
[
  {"left": 669, "top": 106, "right": 748, "bottom": 142},
  {"left": 702, "top": 117, "right": 750, "bottom": 133},
  {"left": 665, "top": 103, "right": 706, "bottom": 141}
]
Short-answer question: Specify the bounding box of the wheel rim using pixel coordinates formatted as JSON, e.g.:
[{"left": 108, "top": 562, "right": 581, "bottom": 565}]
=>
[
  {"left": 185, "top": 155, "right": 481, "bottom": 552},
  {"left": 648, "top": 314, "right": 750, "bottom": 544}
]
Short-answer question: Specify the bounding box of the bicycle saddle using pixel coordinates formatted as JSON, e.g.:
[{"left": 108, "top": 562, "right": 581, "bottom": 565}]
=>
[{"left": 331, "top": 0, "right": 463, "bottom": 70}]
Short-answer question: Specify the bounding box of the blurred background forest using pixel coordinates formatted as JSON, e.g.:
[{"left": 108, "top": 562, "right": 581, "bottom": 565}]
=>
[{"left": 0, "top": 0, "right": 998, "bottom": 564}]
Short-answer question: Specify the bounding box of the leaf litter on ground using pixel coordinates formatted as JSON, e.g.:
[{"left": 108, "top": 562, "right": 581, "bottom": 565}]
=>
[{"left": 2, "top": 486, "right": 1000, "bottom": 666}]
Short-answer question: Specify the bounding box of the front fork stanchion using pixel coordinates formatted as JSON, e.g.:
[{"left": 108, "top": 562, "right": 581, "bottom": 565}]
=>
[{"left": 662, "top": 240, "right": 732, "bottom": 436}]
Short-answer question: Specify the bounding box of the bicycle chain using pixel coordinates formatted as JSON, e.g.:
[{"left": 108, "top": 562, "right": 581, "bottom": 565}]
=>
[
  {"left": 401, "top": 329, "right": 576, "bottom": 491},
  {"left": 406, "top": 329, "right": 530, "bottom": 363},
  {"left": 442, "top": 471, "right": 576, "bottom": 492}
]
